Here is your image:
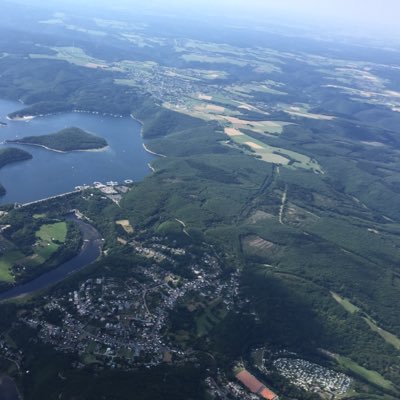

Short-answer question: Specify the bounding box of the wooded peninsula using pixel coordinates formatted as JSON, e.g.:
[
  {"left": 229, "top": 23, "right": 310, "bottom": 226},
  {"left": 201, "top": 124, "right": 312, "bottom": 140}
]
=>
[{"left": 7, "top": 127, "right": 108, "bottom": 152}]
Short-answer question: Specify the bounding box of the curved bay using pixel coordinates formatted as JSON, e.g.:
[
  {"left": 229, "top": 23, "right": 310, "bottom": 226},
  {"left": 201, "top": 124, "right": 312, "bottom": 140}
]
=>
[{"left": 0, "top": 99, "right": 154, "bottom": 204}]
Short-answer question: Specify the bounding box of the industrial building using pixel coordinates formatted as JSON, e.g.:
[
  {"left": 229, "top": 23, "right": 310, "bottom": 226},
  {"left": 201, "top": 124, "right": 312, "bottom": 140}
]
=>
[{"left": 236, "top": 369, "right": 279, "bottom": 400}]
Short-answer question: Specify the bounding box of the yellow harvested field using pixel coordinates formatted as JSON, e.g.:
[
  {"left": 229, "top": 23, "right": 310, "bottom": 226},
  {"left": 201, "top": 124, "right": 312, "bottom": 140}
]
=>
[
  {"left": 236, "top": 102, "right": 268, "bottom": 114},
  {"left": 117, "top": 237, "right": 128, "bottom": 245},
  {"left": 263, "top": 121, "right": 282, "bottom": 128},
  {"left": 206, "top": 104, "right": 225, "bottom": 112},
  {"left": 238, "top": 104, "right": 253, "bottom": 111},
  {"left": 359, "top": 91, "right": 375, "bottom": 98},
  {"left": 247, "top": 235, "right": 275, "bottom": 251},
  {"left": 245, "top": 141, "right": 263, "bottom": 150},
  {"left": 85, "top": 62, "right": 107, "bottom": 69},
  {"left": 116, "top": 220, "right": 134, "bottom": 234},
  {"left": 286, "top": 110, "right": 335, "bottom": 120},
  {"left": 224, "top": 116, "right": 249, "bottom": 125},
  {"left": 386, "top": 90, "right": 400, "bottom": 98},
  {"left": 198, "top": 94, "right": 212, "bottom": 100},
  {"left": 224, "top": 127, "right": 243, "bottom": 137},
  {"left": 362, "top": 141, "right": 385, "bottom": 147},
  {"left": 224, "top": 116, "right": 279, "bottom": 128}
]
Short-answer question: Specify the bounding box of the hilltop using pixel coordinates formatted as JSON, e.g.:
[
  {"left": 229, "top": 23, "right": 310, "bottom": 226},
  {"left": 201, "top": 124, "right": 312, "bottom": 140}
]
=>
[{"left": 7, "top": 127, "right": 108, "bottom": 152}]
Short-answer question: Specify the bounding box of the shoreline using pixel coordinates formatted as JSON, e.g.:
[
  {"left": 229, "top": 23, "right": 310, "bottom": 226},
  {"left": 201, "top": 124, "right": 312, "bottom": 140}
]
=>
[
  {"left": 6, "top": 141, "right": 109, "bottom": 154},
  {"left": 130, "top": 113, "right": 167, "bottom": 158},
  {"left": 142, "top": 143, "right": 166, "bottom": 158},
  {"left": 7, "top": 109, "right": 125, "bottom": 121},
  {"left": 5, "top": 105, "right": 161, "bottom": 159},
  {"left": 7, "top": 115, "right": 35, "bottom": 121}
]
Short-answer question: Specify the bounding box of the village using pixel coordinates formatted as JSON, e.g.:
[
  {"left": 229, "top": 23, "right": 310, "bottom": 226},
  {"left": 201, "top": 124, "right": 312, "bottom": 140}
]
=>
[{"left": 20, "top": 238, "right": 239, "bottom": 370}]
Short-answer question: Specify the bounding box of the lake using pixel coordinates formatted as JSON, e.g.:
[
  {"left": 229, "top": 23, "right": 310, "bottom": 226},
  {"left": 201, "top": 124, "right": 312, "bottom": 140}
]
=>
[{"left": 0, "top": 99, "right": 154, "bottom": 204}]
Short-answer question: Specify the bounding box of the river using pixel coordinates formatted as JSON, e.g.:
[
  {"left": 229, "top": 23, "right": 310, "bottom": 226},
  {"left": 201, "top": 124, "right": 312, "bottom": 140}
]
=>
[
  {"left": 0, "top": 375, "right": 21, "bottom": 400},
  {"left": 0, "top": 99, "right": 154, "bottom": 204},
  {"left": 0, "top": 215, "right": 102, "bottom": 301}
]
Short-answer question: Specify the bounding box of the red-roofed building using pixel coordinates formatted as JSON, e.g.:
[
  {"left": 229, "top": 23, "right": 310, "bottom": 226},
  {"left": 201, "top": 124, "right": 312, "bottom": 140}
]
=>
[
  {"left": 259, "top": 387, "right": 279, "bottom": 400},
  {"left": 236, "top": 370, "right": 264, "bottom": 393},
  {"left": 236, "top": 369, "right": 279, "bottom": 400}
]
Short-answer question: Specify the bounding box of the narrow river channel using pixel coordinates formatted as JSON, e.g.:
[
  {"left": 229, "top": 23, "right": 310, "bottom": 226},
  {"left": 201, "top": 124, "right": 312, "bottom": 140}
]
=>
[
  {"left": 0, "top": 215, "right": 103, "bottom": 301},
  {"left": 0, "top": 375, "right": 21, "bottom": 400}
]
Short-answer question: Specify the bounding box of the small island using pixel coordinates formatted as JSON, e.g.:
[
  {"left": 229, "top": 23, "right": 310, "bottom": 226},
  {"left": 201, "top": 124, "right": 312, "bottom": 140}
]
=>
[
  {"left": 0, "top": 121, "right": 7, "bottom": 127},
  {"left": 6, "top": 127, "right": 108, "bottom": 152}
]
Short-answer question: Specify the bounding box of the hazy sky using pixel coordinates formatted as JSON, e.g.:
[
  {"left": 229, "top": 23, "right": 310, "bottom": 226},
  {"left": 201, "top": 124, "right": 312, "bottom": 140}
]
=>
[
  {"left": 252, "top": 0, "right": 398, "bottom": 26},
  {"left": 161, "top": 0, "right": 399, "bottom": 29},
  {"left": 88, "top": 0, "right": 400, "bottom": 37},
  {"left": 15, "top": 0, "right": 400, "bottom": 38}
]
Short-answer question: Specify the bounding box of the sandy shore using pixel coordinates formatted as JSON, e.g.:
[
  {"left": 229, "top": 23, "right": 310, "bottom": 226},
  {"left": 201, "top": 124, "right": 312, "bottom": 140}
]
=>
[
  {"left": 7, "top": 115, "right": 35, "bottom": 121},
  {"left": 142, "top": 143, "right": 166, "bottom": 158},
  {"left": 130, "top": 113, "right": 167, "bottom": 158},
  {"left": 8, "top": 109, "right": 124, "bottom": 122},
  {"left": 74, "top": 146, "right": 109, "bottom": 153},
  {"left": 7, "top": 141, "right": 109, "bottom": 153}
]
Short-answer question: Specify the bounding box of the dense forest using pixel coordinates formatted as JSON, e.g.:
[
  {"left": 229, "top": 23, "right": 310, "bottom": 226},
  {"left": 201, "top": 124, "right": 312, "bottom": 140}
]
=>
[{"left": 0, "top": 147, "right": 32, "bottom": 169}]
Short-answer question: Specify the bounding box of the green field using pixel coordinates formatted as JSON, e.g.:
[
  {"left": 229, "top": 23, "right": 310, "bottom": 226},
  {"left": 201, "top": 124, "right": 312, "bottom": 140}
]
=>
[
  {"left": 181, "top": 53, "right": 248, "bottom": 67},
  {"left": 30, "top": 46, "right": 112, "bottom": 69},
  {"left": 0, "top": 250, "right": 24, "bottom": 283},
  {"left": 33, "top": 214, "right": 46, "bottom": 219},
  {"left": 336, "top": 356, "right": 396, "bottom": 392},
  {"left": 227, "top": 82, "right": 287, "bottom": 96},
  {"left": 225, "top": 128, "right": 323, "bottom": 172},
  {"left": 0, "top": 222, "right": 68, "bottom": 283},
  {"left": 331, "top": 292, "right": 400, "bottom": 350},
  {"left": 331, "top": 292, "right": 360, "bottom": 314},
  {"left": 36, "top": 222, "right": 67, "bottom": 243},
  {"left": 34, "top": 222, "right": 67, "bottom": 261},
  {"left": 363, "top": 318, "right": 400, "bottom": 351}
]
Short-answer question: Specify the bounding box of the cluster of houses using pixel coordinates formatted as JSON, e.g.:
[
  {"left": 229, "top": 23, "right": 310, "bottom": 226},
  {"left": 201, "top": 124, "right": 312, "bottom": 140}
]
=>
[
  {"left": 21, "top": 237, "right": 240, "bottom": 370},
  {"left": 273, "top": 358, "right": 351, "bottom": 396}
]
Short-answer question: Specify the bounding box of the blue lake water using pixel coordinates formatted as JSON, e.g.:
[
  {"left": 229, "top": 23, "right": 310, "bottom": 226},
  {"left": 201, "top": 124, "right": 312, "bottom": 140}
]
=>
[{"left": 0, "top": 99, "right": 154, "bottom": 204}]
